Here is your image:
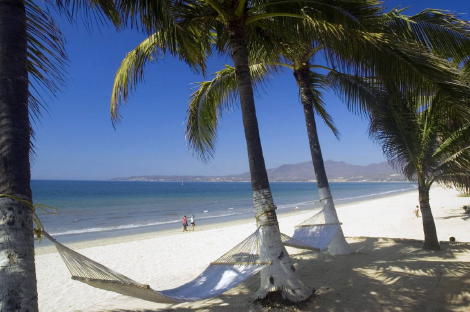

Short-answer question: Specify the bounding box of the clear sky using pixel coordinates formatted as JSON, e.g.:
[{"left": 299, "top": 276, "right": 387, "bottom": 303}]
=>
[{"left": 30, "top": 0, "right": 469, "bottom": 180}]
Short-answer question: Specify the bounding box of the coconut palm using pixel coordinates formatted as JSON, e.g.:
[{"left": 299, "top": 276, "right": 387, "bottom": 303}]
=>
[
  {"left": 110, "top": 0, "right": 470, "bottom": 300},
  {"left": 187, "top": 62, "right": 360, "bottom": 255},
  {"left": 185, "top": 8, "right": 470, "bottom": 255},
  {"left": 0, "top": 1, "right": 35, "bottom": 309},
  {"left": 368, "top": 80, "right": 470, "bottom": 250},
  {"left": 110, "top": 0, "right": 376, "bottom": 302},
  {"left": 0, "top": 1, "right": 117, "bottom": 310}
]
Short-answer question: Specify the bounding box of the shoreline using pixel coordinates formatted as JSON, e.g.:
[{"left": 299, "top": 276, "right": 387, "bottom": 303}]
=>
[
  {"left": 109, "top": 180, "right": 409, "bottom": 183},
  {"left": 32, "top": 181, "right": 416, "bottom": 247},
  {"left": 35, "top": 186, "right": 417, "bottom": 255}
]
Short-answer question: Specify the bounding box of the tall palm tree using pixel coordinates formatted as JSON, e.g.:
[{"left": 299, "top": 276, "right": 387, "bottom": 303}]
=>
[
  {"left": 185, "top": 8, "right": 470, "bottom": 255},
  {"left": 0, "top": 1, "right": 35, "bottom": 309},
  {"left": 111, "top": 0, "right": 324, "bottom": 302},
  {"left": 0, "top": 1, "right": 117, "bottom": 310},
  {"left": 111, "top": 0, "right": 379, "bottom": 301},
  {"left": 368, "top": 80, "right": 470, "bottom": 250},
  {"left": 110, "top": 0, "right": 469, "bottom": 301}
]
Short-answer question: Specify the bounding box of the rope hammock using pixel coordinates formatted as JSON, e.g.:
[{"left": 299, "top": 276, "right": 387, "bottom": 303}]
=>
[
  {"left": 1, "top": 193, "right": 335, "bottom": 303},
  {"left": 42, "top": 227, "right": 269, "bottom": 303},
  {"left": 282, "top": 208, "right": 341, "bottom": 251},
  {"left": 0, "top": 192, "right": 271, "bottom": 303}
]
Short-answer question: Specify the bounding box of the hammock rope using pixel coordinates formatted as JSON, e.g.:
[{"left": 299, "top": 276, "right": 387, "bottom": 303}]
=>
[
  {"left": 0, "top": 193, "right": 270, "bottom": 303},
  {"left": 282, "top": 208, "right": 342, "bottom": 251},
  {"left": 0, "top": 193, "right": 340, "bottom": 303},
  {"left": 43, "top": 227, "right": 268, "bottom": 303}
]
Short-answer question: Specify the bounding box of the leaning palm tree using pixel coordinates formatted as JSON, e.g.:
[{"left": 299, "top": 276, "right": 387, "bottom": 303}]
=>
[
  {"left": 0, "top": 1, "right": 117, "bottom": 310},
  {"left": 185, "top": 8, "right": 470, "bottom": 255},
  {"left": 368, "top": 80, "right": 470, "bottom": 250},
  {"left": 111, "top": 0, "right": 375, "bottom": 302},
  {"left": 110, "top": 0, "right": 469, "bottom": 300},
  {"left": 113, "top": 0, "right": 438, "bottom": 299},
  {"left": 188, "top": 64, "right": 376, "bottom": 254}
]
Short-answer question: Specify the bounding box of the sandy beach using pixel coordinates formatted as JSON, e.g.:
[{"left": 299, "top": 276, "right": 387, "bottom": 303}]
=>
[{"left": 35, "top": 186, "right": 470, "bottom": 312}]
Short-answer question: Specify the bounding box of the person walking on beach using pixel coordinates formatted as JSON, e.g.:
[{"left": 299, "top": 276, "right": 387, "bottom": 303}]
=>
[
  {"left": 414, "top": 205, "right": 420, "bottom": 218},
  {"left": 182, "top": 215, "right": 188, "bottom": 231},
  {"left": 190, "top": 215, "right": 196, "bottom": 231}
]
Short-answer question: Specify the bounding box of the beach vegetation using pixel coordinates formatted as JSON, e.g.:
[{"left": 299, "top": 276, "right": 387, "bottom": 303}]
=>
[{"left": 367, "top": 74, "right": 470, "bottom": 250}]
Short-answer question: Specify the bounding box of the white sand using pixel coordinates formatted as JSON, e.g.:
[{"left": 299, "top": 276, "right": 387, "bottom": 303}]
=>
[{"left": 35, "top": 186, "right": 470, "bottom": 312}]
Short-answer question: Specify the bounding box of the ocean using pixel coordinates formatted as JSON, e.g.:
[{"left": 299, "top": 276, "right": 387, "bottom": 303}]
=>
[{"left": 32, "top": 180, "right": 415, "bottom": 244}]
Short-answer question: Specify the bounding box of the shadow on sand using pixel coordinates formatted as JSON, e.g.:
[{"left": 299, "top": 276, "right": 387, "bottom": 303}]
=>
[
  {"left": 101, "top": 237, "right": 470, "bottom": 312},
  {"left": 436, "top": 207, "right": 470, "bottom": 221}
]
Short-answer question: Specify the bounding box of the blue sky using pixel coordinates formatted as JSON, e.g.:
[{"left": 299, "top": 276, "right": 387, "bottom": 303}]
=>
[{"left": 30, "top": 0, "right": 469, "bottom": 180}]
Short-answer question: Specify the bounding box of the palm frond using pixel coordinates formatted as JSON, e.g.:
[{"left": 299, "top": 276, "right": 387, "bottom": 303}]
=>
[
  {"left": 110, "top": 27, "right": 209, "bottom": 122},
  {"left": 432, "top": 123, "right": 470, "bottom": 168},
  {"left": 325, "top": 32, "right": 463, "bottom": 97},
  {"left": 369, "top": 70, "right": 470, "bottom": 189},
  {"left": 436, "top": 172, "right": 470, "bottom": 193},
  {"left": 307, "top": 72, "right": 339, "bottom": 138},
  {"left": 384, "top": 8, "right": 470, "bottom": 61},
  {"left": 434, "top": 147, "right": 470, "bottom": 191},
  {"left": 292, "top": 7, "right": 465, "bottom": 96},
  {"left": 186, "top": 63, "right": 272, "bottom": 159},
  {"left": 53, "top": 0, "right": 120, "bottom": 26},
  {"left": 26, "top": 0, "right": 67, "bottom": 121},
  {"left": 311, "top": 94, "right": 339, "bottom": 138},
  {"left": 368, "top": 90, "right": 421, "bottom": 180},
  {"left": 325, "top": 70, "right": 381, "bottom": 116}
]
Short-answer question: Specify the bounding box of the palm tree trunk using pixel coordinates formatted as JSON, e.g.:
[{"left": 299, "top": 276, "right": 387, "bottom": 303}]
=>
[
  {"left": 0, "top": 0, "right": 38, "bottom": 311},
  {"left": 293, "top": 65, "right": 351, "bottom": 255},
  {"left": 418, "top": 182, "right": 440, "bottom": 250},
  {"left": 228, "top": 21, "right": 311, "bottom": 302}
]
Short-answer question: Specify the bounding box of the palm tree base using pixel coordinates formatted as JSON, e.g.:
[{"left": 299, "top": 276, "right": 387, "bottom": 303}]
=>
[
  {"left": 0, "top": 198, "right": 38, "bottom": 312},
  {"left": 256, "top": 224, "right": 313, "bottom": 303},
  {"left": 327, "top": 231, "right": 353, "bottom": 255},
  {"left": 423, "top": 240, "right": 441, "bottom": 250},
  {"left": 319, "top": 188, "right": 352, "bottom": 255},
  {"left": 254, "top": 288, "right": 315, "bottom": 305},
  {"left": 254, "top": 283, "right": 313, "bottom": 303}
]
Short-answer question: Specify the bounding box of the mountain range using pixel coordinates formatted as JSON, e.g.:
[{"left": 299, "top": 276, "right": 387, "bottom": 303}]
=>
[{"left": 112, "top": 160, "right": 405, "bottom": 182}]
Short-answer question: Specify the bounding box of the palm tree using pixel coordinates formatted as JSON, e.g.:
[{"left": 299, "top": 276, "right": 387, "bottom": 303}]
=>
[
  {"left": 0, "top": 1, "right": 117, "bottom": 310},
  {"left": 185, "top": 8, "right": 470, "bottom": 255},
  {"left": 111, "top": 0, "right": 318, "bottom": 302},
  {"left": 368, "top": 80, "right": 470, "bottom": 250},
  {"left": 110, "top": 0, "right": 469, "bottom": 301},
  {"left": 0, "top": 1, "right": 35, "bottom": 309},
  {"left": 111, "top": 0, "right": 366, "bottom": 301},
  {"left": 187, "top": 61, "right": 357, "bottom": 255}
]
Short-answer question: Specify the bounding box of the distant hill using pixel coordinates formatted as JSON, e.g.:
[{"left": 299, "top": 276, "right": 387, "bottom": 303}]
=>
[
  {"left": 112, "top": 160, "right": 405, "bottom": 182},
  {"left": 266, "top": 160, "right": 403, "bottom": 181}
]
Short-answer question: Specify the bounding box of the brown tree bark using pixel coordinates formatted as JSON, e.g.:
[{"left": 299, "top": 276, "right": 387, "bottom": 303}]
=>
[
  {"left": 418, "top": 183, "right": 440, "bottom": 250},
  {"left": 0, "top": 0, "right": 38, "bottom": 310}
]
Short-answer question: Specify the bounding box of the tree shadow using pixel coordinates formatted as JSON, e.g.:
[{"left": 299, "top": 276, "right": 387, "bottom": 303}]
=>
[
  {"left": 99, "top": 237, "right": 470, "bottom": 312},
  {"left": 436, "top": 208, "right": 470, "bottom": 221}
]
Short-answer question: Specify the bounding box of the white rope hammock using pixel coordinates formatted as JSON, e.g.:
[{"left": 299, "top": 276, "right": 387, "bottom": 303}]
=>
[
  {"left": 281, "top": 208, "right": 342, "bottom": 251},
  {"left": 0, "top": 193, "right": 339, "bottom": 303},
  {"left": 43, "top": 208, "right": 340, "bottom": 304},
  {"left": 43, "top": 228, "right": 269, "bottom": 303},
  {"left": 42, "top": 212, "right": 340, "bottom": 303}
]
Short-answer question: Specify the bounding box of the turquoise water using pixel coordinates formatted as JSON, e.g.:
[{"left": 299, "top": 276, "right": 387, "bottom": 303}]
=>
[{"left": 32, "top": 180, "right": 415, "bottom": 242}]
